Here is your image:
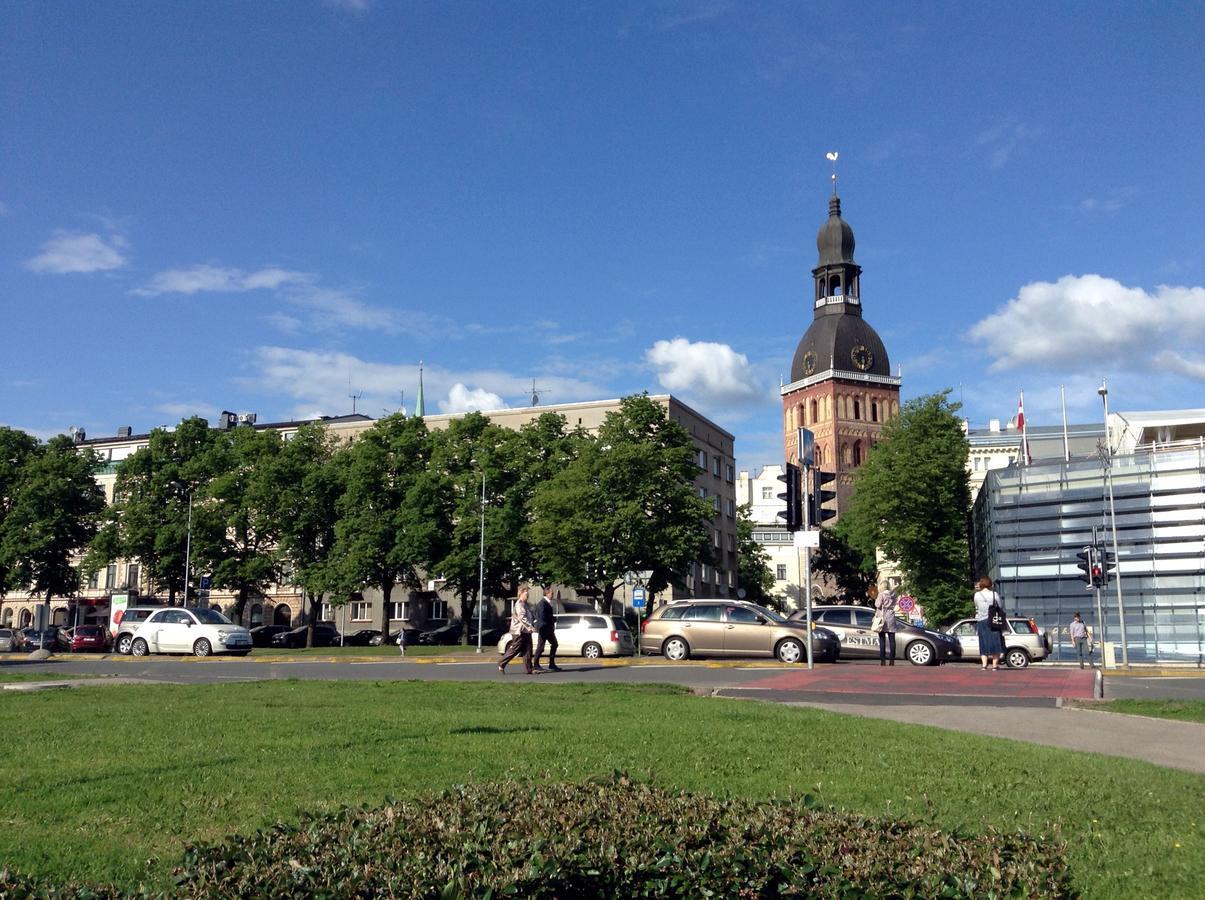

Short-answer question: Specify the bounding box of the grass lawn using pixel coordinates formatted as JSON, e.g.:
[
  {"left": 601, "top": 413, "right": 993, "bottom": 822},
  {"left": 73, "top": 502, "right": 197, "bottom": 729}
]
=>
[
  {"left": 0, "top": 670, "right": 84, "bottom": 682},
  {"left": 1089, "top": 697, "right": 1205, "bottom": 724},
  {"left": 1, "top": 681, "right": 1201, "bottom": 898}
]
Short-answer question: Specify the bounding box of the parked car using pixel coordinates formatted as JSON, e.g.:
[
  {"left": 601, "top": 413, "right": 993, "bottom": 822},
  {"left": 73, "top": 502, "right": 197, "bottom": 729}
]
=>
[
  {"left": 468, "top": 621, "right": 508, "bottom": 647},
  {"left": 18, "top": 627, "right": 60, "bottom": 652},
  {"left": 0, "top": 628, "right": 16, "bottom": 652},
  {"left": 945, "top": 616, "right": 1051, "bottom": 669},
  {"left": 380, "top": 627, "right": 423, "bottom": 647},
  {"left": 130, "top": 607, "right": 253, "bottom": 657},
  {"left": 112, "top": 606, "right": 166, "bottom": 655},
  {"left": 342, "top": 629, "right": 382, "bottom": 646},
  {"left": 417, "top": 621, "right": 465, "bottom": 645},
  {"left": 499, "top": 613, "right": 638, "bottom": 659},
  {"left": 63, "top": 624, "right": 110, "bottom": 653},
  {"left": 249, "top": 624, "right": 292, "bottom": 647},
  {"left": 791, "top": 606, "right": 961, "bottom": 666},
  {"left": 270, "top": 623, "right": 342, "bottom": 649},
  {"left": 640, "top": 600, "right": 839, "bottom": 663}
]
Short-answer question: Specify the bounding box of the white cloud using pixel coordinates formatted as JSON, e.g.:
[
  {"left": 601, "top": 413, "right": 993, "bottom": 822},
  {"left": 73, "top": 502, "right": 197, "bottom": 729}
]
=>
[
  {"left": 134, "top": 264, "right": 312, "bottom": 296},
  {"left": 968, "top": 274, "right": 1205, "bottom": 375},
  {"left": 440, "top": 384, "right": 507, "bottom": 414},
  {"left": 26, "top": 231, "right": 128, "bottom": 274},
  {"left": 976, "top": 119, "right": 1042, "bottom": 170},
  {"left": 323, "top": 0, "right": 373, "bottom": 12},
  {"left": 1154, "top": 350, "right": 1205, "bottom": 380},
  {"left": 644, "top": 337, "right": 764, "bottom": 405},
  {"left": 242, "top": 347, "right": 608, "bottom": 421}
]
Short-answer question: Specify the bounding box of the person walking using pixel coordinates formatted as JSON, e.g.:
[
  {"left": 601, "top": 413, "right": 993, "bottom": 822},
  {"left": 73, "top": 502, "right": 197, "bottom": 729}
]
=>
[
  {"left": 973, "top": 576, "right": 1004, "bottom": 671},
  {"left": 498, "top": 586, "right": 534, "bottom": 675},
  {"left": 1069, "top": 612, "right": 1090, "bottom": 668},
  {"left": 532, "top": 585, "right": 561, "bottom": 673},
  {"left": 869, "top": 583, "right": 897, "bottom": 666}
]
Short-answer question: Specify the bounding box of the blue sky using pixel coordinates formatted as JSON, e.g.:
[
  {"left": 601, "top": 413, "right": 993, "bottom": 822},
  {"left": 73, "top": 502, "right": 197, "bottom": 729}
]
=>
[{"left": 3, "top": 1, "right": 1202, "bottom": 470}]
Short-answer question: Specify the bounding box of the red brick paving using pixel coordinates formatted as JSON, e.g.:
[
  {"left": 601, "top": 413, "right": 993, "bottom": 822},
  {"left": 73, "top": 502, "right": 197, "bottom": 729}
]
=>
[{"left": 746, "top": 664, "right": 1096, "bottom": 700}]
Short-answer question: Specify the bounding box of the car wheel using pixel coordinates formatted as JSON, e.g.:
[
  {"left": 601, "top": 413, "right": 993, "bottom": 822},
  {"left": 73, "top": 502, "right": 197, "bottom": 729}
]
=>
[
  {"left": 662, "top": 637, "right": 690, "bottom": 661},
  {"left": 906, "top": 640, "right": 935, "bottom": 666},
  {"left": 193, "top": 638, "right": 212, "bottom": 658},
  {"left": 582, "top": 642, "right": 603, "bottom": 659},
  {"left": 131, "top": 638, "right": 149, "bottom": 657},
  {"left": 116, "top": 634, "right": 133, "bottom": 655},
  {"left": 776, "top": 638, "right": 804, "bottom": 664},
  {"left": 1005, "top": 647, "right": 1031, "bottom": 669}
]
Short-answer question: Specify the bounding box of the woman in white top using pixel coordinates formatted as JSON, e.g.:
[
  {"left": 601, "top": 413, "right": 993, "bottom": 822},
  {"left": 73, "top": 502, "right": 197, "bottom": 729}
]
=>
[
  {"left": 868, "top": 583, "right": 897, "bottom": 666},
  {"left": 973, "top": 576, "right": 1004, "bottom": 671}
]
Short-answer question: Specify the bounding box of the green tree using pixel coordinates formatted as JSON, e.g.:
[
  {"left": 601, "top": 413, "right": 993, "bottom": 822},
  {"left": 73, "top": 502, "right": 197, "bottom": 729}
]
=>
[
  {"left": 0, "top": 427, "right": 40, "bottom": 600},
  {"left": 841, "top": 391, "right": 972, "bottom": 626},
  {"left": 810, "top": 523, "right": 876, "bottom": 604},
  {"left": 334, "top": 414, "right": 451, "bottom": 639},
  {"left": 1, "top": 435, "right": 105, "bottom": 639},
  {"left": 530, "top": 395, "right": 713, "bottom": 608},
  {"left": 205, "top": 426, "right": 285, "bottom": 623},
  {"left": 735, "top": 504, "right": 774, "bottom": 605},
  {"left": 271, "top": 422, "right": 347, "bottom": 646},
  {"left": 101, "top": 417, "right": 224, "bottom": 603}
]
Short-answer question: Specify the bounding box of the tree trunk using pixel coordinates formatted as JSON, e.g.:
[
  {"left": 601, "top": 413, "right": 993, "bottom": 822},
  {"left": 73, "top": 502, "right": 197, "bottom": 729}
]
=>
[
  {"left": 232, "top": 586, "right": 248, "bottom": 625},
  {"left": 40, "top": 587, "right": 53, "bottom": 651},
  {"left": 305, "top": 590, "right": 317, "bottom": 648},
  {"left": 603, "top": 582, "right": 617, "bottom": 617},
  {"left": 380, "top": 580, "right": 394, "bottom": 643}
]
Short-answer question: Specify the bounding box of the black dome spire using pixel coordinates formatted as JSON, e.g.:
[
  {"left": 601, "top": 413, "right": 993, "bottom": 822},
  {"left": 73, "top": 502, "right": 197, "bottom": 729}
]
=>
[{"left": 816, "top": 194, "right": 856, "bottom": 266}]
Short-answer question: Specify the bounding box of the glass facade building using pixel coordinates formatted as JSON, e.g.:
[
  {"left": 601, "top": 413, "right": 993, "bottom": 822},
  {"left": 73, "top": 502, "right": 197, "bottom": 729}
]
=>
[{"left": 973, "top": 442, "right": 1205, "bottom": 665}]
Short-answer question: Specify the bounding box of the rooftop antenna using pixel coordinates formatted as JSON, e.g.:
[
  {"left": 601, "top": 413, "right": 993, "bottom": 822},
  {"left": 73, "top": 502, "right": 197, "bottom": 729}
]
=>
[
  {"left": 529, "top": 378, "right": 548, "bottom": 406},
  {"left": 347, "top": 372, "right": 362, "bottom": 416},
  {"left": 826, "top": 151, "right": 839, "bottom": 194}
]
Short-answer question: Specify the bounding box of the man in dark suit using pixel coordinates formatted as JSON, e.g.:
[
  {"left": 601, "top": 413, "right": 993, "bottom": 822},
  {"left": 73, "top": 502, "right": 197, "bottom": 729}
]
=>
[{"left": 532, "top": 585, "right": 561, "bottom": 672}]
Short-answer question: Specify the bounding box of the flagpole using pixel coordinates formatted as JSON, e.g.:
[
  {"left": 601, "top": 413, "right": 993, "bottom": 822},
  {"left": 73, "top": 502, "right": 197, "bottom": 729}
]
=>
[{"left": 1060, "top": 384, "right": 1070, "bottom": 462}]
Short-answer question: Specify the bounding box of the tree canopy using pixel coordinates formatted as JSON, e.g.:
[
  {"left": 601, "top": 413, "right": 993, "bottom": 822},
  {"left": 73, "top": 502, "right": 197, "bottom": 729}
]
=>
[
  {"left": 841, "top": 391, "right": 972, "bottom": 625},
  {"left": 735, "top": 504, "right": 774, "bottom": 606}
]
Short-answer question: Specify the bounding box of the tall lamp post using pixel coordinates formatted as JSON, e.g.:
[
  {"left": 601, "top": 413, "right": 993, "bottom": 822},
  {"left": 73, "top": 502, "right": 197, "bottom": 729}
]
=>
[
  {"left": 476, "top": 467, "right": 486, "bottom": 653},
  {"left": 1098, "top": 379, "right": 1130, "bottom": 667}
]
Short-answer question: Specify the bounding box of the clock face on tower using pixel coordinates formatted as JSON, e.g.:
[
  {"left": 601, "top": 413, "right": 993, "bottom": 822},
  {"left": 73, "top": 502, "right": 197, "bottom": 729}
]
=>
[
  {"left": 851, "top": 344, "right": 873, "bottom": 371},
  {"left": 802, "top": 351, "right": 817, "bottom": 376}
]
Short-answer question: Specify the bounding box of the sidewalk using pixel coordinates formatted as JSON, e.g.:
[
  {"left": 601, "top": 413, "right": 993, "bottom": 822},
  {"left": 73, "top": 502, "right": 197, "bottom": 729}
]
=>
[{"left": 774, "top": 697, "right": 1205, "bottom": 774}]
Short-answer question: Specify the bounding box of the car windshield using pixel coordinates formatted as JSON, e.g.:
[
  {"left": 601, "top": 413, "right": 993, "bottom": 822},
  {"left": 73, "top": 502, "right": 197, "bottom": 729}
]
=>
[
  {"left": 191, "top": 608, "right": 233, "bottom": 626},
  {"left": 750, "top": 604, "right": 786, "bottom": 623}
]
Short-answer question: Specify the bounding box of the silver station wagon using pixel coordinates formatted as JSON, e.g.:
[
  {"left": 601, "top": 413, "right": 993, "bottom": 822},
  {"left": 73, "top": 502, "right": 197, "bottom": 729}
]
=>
[
  {"left": 498, "top": 613, "right": 634, "bottom": 659},
  {"left": 791, "top": 605, "right": 961, "bottom": 666},
  {"left": 945, "top": 616, "right": 1051, "bottom": 669}
]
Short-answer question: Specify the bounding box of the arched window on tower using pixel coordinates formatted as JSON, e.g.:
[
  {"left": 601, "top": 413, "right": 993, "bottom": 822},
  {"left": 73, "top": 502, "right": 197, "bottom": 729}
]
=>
[
  {"left": 842, "top": 443, "right": 851, "bottom": 466},
  {"left": 871, "top": 401, "right": 878, "bottom": 423},
  {"left": 815, "top": 446, "right": 823, "bottom": 467},
  {"left": 853, "top": 440, "right": 862, "bottom": 467},
  {"left": 853, "top": 399, "right": 861, "bottom": 420},
  {"left": 810, "top": 399, "right": 818, "bottom": 423},
  {"left": 832, "top": 275, "right": 842, "bottom": 296},
  {"left": 818, "top": 277, "right": 827, "bottom": 298}
]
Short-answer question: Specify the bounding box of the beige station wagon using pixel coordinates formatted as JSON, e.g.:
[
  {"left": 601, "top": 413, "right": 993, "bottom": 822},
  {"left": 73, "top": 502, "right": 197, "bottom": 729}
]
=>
[{"left": 640, "top": 599, "right": 840, "bottom": 663}]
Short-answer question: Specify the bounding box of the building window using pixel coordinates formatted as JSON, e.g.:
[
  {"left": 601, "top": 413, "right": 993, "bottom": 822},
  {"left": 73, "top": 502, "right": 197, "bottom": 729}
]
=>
[
  {"left": 700, "top": 564, "right": 710, "bottom": 582},
  {"left": 713, "top": 455, "right": 721, "bottom": 477},
  {"left": 727, "top": 533, "right": 736, "bottom": 551},
  {"left": 88, "top": 569, "right": 100, "bottom": 590},
  {"left": 842, "top": 443, "right": 852, "bottom": 466},
  {"left": 388, "top": 600, "right": 410, "bottom": 620},
  {"left": 725, "top": 464, "right": 734, "bottom": 483},
  {"left": 776, "top": 564, "right": 787, "bottom": 580},
  {"left": 853, "top": 440, "right": 863, "bottom": 467},
  {"left": 871, "top": 401, "right": 879, "bottom": 423},
  {"left": 351, "top": 601, "right": 372, "bottom": 621},
  {"left": 105, "top": 564, "right": 117, "bottom": 590},
  {"left": 811, "top": 399, "right": 818, "bottom": 422},
  {"left": 699, "top": 486, "right": 708, "bottom": 499},
  {"left": 125, "top": 563, "right": 140, "bottom": 590},
  {"left": 761, "top": 486, "right": 773, "bottom": 499},
  {"left": 320, "top": 603, "right": 334, "bottom": 621},
  {"left": 725, "top": 499, "right": 734, "bottom": 517},
  {"left": 697, "top": 449, "right": 707, "bottom": 469},
  {"left": 853, "top": 400, "right": 861, "bottom": 420},
  {"left": 429, "top": 598, "right": 448, "bottom": 620},
  {"left": 714, "top": 530, "right": 722, "bottom": 548},
  {"left": 713, "top": 496, "right": 721, "bottom": 514}
]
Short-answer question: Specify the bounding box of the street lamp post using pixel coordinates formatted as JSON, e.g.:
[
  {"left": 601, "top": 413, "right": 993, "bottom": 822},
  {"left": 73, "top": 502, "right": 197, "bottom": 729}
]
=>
[
  {"left": 1098, "top": 379, "right": 1129, "bottom": 667},
  {"left": 476, "top": 468, "right": 486, "bottom": 653},
  {"left": 182, "top": 492, "right": 193, "bottom": 608}
]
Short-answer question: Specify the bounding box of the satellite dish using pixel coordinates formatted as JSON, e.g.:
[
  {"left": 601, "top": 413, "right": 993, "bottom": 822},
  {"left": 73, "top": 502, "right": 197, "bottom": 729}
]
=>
[{"left": 736, "top": 588, "right": 747, "bottom": 599}]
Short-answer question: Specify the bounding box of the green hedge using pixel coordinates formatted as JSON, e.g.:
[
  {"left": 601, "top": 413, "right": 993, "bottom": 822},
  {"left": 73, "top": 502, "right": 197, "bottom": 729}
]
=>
[{"left": 2, "top": 778, "right": 1073, "bottom": 898}]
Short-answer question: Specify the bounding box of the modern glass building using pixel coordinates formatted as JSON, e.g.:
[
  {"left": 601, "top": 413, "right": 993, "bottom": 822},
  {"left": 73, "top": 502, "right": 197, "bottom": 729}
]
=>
[{"left": 973, "top": 441, "right": 1205, "bottom": 665}]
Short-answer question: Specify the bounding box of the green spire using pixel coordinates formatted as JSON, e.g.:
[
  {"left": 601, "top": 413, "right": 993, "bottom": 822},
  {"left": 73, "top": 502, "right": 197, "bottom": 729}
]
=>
[{"left": 415, "top": 363, "right": 425, "bottom": 419}]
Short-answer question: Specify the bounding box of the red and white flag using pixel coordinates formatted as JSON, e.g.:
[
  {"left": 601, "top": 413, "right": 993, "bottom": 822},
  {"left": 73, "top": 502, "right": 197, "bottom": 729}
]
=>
[{"left": 1017, "top": 391, "right": 1032, "bottom": 465}]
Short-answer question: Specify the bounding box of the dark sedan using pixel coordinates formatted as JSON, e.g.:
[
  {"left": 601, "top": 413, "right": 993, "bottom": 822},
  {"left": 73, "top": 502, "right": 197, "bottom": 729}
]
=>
[
  {"left": 416, "top": 621, "right": 464, "bottom": 645},
  {"left": 249, "top": 625, "right": 292, "bottom": 647},
  {"left": 19, "top": 628, "right": 60, "bottom": 651},
  {"left": 270, "top": 624, "right": 342, "bottom": 649},
  {"left": 790, "top": 606, "right": 962, "bottom": 666},
  {"left": 342, "top": 629, "right": 382, "bottom": 646}
]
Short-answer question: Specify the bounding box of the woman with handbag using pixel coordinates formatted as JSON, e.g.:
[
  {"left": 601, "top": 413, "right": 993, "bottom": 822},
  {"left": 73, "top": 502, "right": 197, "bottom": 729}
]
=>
[
  {"left": 868, "top": 583, "right": 897, "bottom": 666},
  {"left": 973, "top": 576, "right": 1005, "bottom": 671}
]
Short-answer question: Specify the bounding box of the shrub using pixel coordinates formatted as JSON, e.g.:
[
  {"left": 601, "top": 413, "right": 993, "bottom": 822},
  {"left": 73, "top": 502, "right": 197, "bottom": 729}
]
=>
[{"left": 0, "top": 778, "right": 1074, "bottom": 898}]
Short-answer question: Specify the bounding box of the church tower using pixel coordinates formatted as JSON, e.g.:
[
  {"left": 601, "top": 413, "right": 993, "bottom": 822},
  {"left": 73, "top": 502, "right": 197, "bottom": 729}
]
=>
[{"left": 781, "top": 182, "right": 901, "bottom": 520}]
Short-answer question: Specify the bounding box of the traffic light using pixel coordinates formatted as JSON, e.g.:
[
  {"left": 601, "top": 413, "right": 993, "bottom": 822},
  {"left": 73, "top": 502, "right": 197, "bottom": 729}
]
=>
[
  {"left": 776, "top": 463, "right": 802, "bottom": 532},
  {"left": 1096, "top": 545, "right": 1115, "bottom": 587},
  {"left": 811, "top": 469, "right": 837, "bottom": 525},
  {"left": 1075, "top": 546, "right": 1097, "bottom": 588}
]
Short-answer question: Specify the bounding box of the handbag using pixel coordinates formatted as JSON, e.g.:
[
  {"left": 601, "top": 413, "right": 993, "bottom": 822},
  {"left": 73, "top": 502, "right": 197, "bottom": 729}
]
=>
[
  {"left": 870, "top": 611, "right": 885, "bottom": 632},
  {"left": 988, "top": 601, "right": 1006, "bottom": 632}
]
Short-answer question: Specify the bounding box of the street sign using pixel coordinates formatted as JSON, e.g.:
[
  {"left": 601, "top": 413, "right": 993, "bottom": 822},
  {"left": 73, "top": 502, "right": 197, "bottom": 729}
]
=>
[
  {"left": 793, "top": 529, "right": 820, "bottom": 549},
  {"left": 632, "top": 588, "right": 647, "bottom": 609},
  {"left": 898, "top": 595, "right": 915, "bottom": 613},
  {"left": 199, "top": 575, "right": 212, "bottom": 590},
  {"left": 797, "top": 428, "right": 815, "bottom": 468}
]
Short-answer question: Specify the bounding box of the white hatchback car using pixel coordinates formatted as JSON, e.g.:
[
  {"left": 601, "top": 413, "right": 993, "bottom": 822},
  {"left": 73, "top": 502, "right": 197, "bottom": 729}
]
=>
[
  {"left": 497, "top": 613, "right": 635, "bottom": 659},
  {"left": 130, "top": 607, "right": 253, "bottom": 657}
]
